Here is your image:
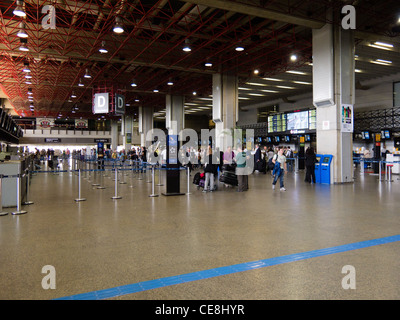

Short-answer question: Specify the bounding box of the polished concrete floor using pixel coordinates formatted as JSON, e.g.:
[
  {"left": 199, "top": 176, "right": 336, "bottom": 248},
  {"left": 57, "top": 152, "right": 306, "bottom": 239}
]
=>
[{"left": 0, "top": 161, "right": 399, "bottom": 300}]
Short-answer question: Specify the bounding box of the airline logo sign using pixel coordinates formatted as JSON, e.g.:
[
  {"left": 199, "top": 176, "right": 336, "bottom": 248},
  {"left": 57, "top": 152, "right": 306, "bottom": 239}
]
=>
[
  {"left": 93, "top": 93, "right": 109, "bottom": 114},
  {"left": 37, "top": 117, "right": 54, "bottom": 129},
  {"left": 115, "top": 94, "right": 125, "bottom": 115}
]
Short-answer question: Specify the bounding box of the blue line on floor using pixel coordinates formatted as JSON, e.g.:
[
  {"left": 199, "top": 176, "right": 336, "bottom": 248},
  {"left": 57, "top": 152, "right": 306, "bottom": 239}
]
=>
[{"left": 54, "top": 234, "right": 400, "bottom": 300}]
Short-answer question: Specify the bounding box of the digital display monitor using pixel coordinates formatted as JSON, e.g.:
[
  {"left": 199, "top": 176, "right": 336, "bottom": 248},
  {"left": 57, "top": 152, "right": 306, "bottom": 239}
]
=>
[
  {"left": 316, "top": 156, "right": 321, "bottom": 163},
  {"left": 266, "top": 137, "right": 272, "bottom": 143},
  {"left": 268, "top": 114, "right": 287, "bottom": 133},
  {"left": 286, "top": 110, "right": 309, "bottom": 130},
  {"left": 384, "top": 130, "right": 391, "bottom": 139},
  {"left": 308, "top": 109, "right": 316, "bottom": 130},
  {"left": 361, "top": 131, "right": 370, "bottom": 139},
  {"left": 323, "top": 157, "right": 330, "bottom": 163},
  {"left": 257, "top": 137, "right": 262, "bottom": 143},
  {"left": 305, "top": 134, "right": 311, "bottom": 142},
  {"left": 284, "top": 136, "right": 290, "bottom": 142},
  {"left": 274, "top": 136, "right": 280, "bottom": 143}
]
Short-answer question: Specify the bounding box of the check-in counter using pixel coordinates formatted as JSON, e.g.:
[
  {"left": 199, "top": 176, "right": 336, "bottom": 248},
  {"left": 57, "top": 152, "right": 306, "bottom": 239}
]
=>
[
  {"left": 0, "top": 159, "right": 28, "bottom": 207},
  {"left": 386, "top": 153, "right": 400, "bottom": 174}
]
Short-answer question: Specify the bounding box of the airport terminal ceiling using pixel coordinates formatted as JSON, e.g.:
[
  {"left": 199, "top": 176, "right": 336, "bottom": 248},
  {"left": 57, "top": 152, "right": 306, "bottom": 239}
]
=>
[{"left": 0, "top": 0, "right": 400, "bottom": 121}]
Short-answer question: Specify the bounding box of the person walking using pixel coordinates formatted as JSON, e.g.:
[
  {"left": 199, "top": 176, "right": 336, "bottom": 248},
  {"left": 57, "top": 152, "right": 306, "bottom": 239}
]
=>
[{"left": 272, "top": 146, "right": 287, "bottom": 191}]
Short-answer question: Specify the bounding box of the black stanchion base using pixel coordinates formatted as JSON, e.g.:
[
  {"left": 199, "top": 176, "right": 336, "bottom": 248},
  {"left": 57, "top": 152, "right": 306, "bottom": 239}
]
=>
[
  {"left": 0, "top": 212, "right": 8, "bottom": 216},
  {"left": 22, "top": 201, "right": 34, "bottom": 205},
  {"left": 96, "top": 186, "right": 105, "bottom": 189},
  {"left": 161, "top": 193, "right": 185, "bottom": 196},
  {"left": 149, "top": 194, "right": 159, "bottom": 197},
  {"left": 74, "top": 198, "right": 86, "bottom": 202},
  {"left": 111, "top": 196, "right": 122, "bottom": 199}
]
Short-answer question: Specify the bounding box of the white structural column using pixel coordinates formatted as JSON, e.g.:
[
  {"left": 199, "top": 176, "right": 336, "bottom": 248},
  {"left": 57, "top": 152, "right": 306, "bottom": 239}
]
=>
[
  {"left": 212, "top": 72, "right": 239, "bottom": 151},
  {"left": 165, "top": 95, "right": 185, "bottom": 136},
  {"left": 139, "top": 106, "right": 154, "bottom": 146},
  {"left": 122, "top": 115, "right": 133, "bottom": 151},
  {"left": 313, "top": 23, "right": 355, "bottom": 183},
  {"left": 110, "top": 120, "right": 119, "bottom": 151}
]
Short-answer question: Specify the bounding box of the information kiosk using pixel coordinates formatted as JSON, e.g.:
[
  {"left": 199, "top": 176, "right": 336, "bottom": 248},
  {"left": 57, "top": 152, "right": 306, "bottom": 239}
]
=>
[
  {"left": 314, "top": 154, "right": 323, "bottom": 183},
  {"left": 320, "top": 154, "right": 333, "bottom": 184}
]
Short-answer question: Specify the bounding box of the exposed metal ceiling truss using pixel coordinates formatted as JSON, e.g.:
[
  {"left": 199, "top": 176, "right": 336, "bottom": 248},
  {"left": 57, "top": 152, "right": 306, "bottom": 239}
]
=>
[{"left": 0, "top": 0, "right": 399, "bottom": 120}]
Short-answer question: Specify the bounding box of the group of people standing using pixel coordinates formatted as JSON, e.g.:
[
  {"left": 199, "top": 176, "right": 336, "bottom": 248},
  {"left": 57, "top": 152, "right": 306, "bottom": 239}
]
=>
[{"left": 201, "top": 143, "right": 318, "bottom": 193}]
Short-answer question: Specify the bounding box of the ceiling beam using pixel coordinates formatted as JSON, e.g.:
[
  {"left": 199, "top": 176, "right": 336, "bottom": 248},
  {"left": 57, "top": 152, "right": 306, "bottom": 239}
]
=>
[{"left": 181, "top": 0, "right": 325, "bottom": 29}]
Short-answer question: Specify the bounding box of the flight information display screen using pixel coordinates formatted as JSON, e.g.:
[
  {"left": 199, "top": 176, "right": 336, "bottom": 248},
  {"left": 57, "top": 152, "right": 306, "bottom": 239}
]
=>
[
  {"left": 286, "top": 111, "right": 309, "bottom": 130},
  {"left": 268, "top": 114, "right": 287, "bottom": 133}
]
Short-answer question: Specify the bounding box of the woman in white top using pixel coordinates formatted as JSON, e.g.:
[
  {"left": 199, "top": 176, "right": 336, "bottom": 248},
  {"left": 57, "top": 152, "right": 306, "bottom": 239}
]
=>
[{"left": 272, "top": 146, "right": 287, "bottom": 191}]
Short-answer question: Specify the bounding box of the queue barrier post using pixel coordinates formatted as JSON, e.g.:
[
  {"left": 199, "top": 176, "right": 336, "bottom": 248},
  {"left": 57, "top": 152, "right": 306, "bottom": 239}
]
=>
[
  {"left": 74, "top": 169, "right": 86, "bottom": 202},
  {"left": 0, "top": 175, "right": 8, "bottom": 216},
  {"left": 111, "top": 168, "right": 122, "bottom": 199},
  {"left": 157, "top": 163, "right": 163, "bottom": 186},
  {"left": 186, "top": 166, "right": 191, "bottom": 195},
  {"left": 97, "top": 168, "right": 106, "bottom": 189},
  {"left": 22, "top": 169, "right": 34, "bottom": 205},
  {"left": 387, "top": 164, "right": 393, "bottom": 182},
  {"left": 149, "top": 165, "right": 159, "bottom": 197},
  {"left": 12, "top": 174, "right": 27, "bottom": 215}
]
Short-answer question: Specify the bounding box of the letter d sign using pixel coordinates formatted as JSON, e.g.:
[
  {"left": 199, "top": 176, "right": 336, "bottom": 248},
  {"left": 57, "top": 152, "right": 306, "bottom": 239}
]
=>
[{"left": 93, "top": 93, "right": 109, "bottom": 114}]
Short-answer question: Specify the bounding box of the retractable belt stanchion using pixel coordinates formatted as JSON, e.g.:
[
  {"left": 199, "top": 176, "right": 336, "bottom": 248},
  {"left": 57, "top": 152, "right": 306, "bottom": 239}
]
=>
[
  {"left": 149, "top": 165, "right": 159, "bottom": 197},
  {"left": 295, "top": 157, "right": 299, "bottom": 174},
  {"left": 129, "top": 165, "right": 135, "bottom": 188},
  {"left": 12, "top": 174, "right": 27, "bottom": 215},
  {"left": 387, "top": 164, "right": 393, "bottom": 182},
  {"left": 157, "top": 163, "right": 163, "bottom": 186},
  {"left": 92, "top": 164, "right": 100, "bottom": 186},
  {"left": 378, "top": 160, "right": 383, "bottom": 181},
  {"left": 0, "top": 175, "right": 8, "bottom": 216},
  {"left": 138, "top": 161, "right": 143, "bottom": 180},
  {"left": 111, "top": 168, "right": 122, "bottom": 199},
  {"left": 97, "top": 168, "right": 105, "bottom": 189},
  {"left": 360, "top": 159, "right": 364, "bottom": 174},
  {"left": 74, "top": 169, "right": 86, "bottom": 202},
  {"left": 186, "top": 166, "right": 191, "bottom": 195},
  {"left": 22, "top": 169, "right": 34, "bottom": 205},
  {"left": 119, "top": 162, "right": 127, "bottom": 184}
]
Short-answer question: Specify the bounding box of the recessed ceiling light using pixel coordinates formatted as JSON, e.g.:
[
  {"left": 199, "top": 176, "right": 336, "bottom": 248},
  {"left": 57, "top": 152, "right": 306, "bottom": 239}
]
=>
[
  {"left": 262, "top": 77, "right": 283, "bottom": 82},
  {"left": 248, "top": 93, "right": 266, "bottom": 96},
  {"left": 205, "top": 61, "right": 212, "bottom": 67},
  {"left": 293, "top": 81, "right": 312, "bottom": 85},
  {"left": 286, "top": 70, "right": 307, "bottom": 75},
  {"left": 260, "top": 89, "right": 279, "bottom": 93},
  {"left": 245, "top": 82, "right": 267, "bottom": 86},
  {"left": 374, "top": 41, "right": 393, "bottom": 48},
  {"left": 276, "top": 85, "right": 295, "bottom": 89},
  {"left": 290, "top": 54, "right": 298, "bottom": 61}
]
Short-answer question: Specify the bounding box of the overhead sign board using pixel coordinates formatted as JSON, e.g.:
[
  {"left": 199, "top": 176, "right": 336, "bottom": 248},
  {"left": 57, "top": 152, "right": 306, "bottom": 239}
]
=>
[
  {"left": 93, "top": 93, "right": 109, "bottom": 114},
  {"left": 115, "top": 94, "right": 125, "bottom": 115}
]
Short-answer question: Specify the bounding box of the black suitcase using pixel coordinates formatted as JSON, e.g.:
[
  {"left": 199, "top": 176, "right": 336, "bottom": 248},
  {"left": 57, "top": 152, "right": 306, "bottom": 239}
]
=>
[
  {"left": 220, "top": 171, "right": 238, "bottom": 186},
  {"left": 48, "top": 159, "right": 54, "bottom": 169}
]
